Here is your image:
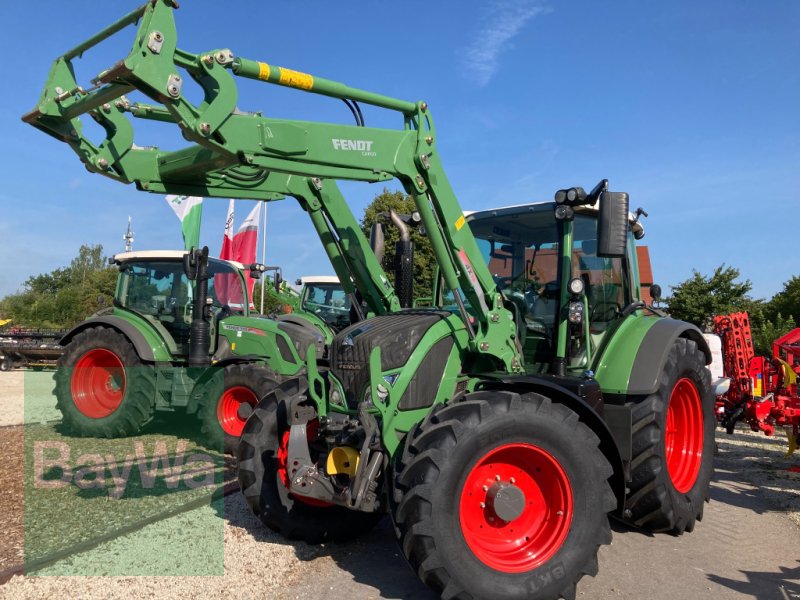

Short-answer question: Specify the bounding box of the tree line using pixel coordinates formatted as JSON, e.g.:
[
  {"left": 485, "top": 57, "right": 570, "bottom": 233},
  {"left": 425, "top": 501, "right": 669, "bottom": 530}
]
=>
[
  {"left": 665, "top": 265, "right": 798, "bottom": 356},
  {"left": 0, "top": 244, "right": 116, "bottom": 329},
  {"left": 1, "top": 193, "right": 796, "bottom": 361}
]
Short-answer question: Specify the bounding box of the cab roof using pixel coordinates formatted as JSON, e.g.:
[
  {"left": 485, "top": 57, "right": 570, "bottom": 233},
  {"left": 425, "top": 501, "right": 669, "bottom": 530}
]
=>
[{"left": 112, "top": 250, "right": 245, "bottom": 270}]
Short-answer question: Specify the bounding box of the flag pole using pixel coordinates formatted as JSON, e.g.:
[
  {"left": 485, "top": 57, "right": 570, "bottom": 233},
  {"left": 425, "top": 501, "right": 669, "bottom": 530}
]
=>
[{"left": 259, "top": 201, "right": 267, "bottom": 314}]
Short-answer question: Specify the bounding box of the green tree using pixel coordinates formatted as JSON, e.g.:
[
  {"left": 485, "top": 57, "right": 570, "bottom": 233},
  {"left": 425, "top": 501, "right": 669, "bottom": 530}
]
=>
[
  {"left": 0, "top": 244, "right": 116, "bottom": 328},
  {"left": 666, "top": 265, "right": 752, "bottom": 328},
  {"left": 747, "top": 302, "right": 796, "bottom": 357},
  {"left": 361, "top": 189, "right": 436, "bottom": 301},
  {"left": 765, "top": 275, "right": 800, "bottom": 327},
  {"left": 250, "top": 277, "right": 288, "bottom": 315}
]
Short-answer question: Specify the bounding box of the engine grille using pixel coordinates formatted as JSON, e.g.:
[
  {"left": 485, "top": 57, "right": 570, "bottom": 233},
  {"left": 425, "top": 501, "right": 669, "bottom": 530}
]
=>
[{"left": 330, "top": 311, "right": 450, "bottom": 408}]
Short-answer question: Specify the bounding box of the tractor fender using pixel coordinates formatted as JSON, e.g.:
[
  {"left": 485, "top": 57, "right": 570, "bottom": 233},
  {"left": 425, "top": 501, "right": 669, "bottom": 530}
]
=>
[
  {"left": 626, "top": 318, "right": 712, "bottom": 395},
  {"left": 480, "top": 376, "right": 627, "bottom": 515},
  {"left": 59, "top": 316, "right": 171, "bottom": 363},
  {"left": 594, "top": 316, "right": 712, "bottom": 396}
]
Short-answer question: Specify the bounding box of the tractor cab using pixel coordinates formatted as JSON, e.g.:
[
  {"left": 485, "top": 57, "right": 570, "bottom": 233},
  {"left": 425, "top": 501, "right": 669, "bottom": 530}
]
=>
[
  {"left": 296, "top": 276, "right": 351, "bottom": 332},
  {"left": 466, "top": 188, "right": 644, "bottom": 375},
  {"left": 114, "top": 251, "right": 249, "bottom": 356}
]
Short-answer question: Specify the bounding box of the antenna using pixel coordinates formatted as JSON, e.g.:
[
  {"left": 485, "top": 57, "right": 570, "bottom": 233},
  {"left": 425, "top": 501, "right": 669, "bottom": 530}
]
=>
[{"left": 123, "top": 216, "right": 134, "bottom": 252}]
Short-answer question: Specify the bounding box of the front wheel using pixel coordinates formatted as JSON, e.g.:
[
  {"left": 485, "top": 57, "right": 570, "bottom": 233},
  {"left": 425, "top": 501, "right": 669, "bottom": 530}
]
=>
[
  {"left": 237, "top": 376, "right": 383, "bottom": 543},
  {"left": 626, "top": 337, "right": 714, "bottom": 534},
  {"left": 196, "top": 363, "right": 280, "bottom": 454},
  {"left": 392, "top": 391, "right": 616, "bottom": 600},
  {"left": 0, "top": 357, "right": 12, "bottom": 371}
]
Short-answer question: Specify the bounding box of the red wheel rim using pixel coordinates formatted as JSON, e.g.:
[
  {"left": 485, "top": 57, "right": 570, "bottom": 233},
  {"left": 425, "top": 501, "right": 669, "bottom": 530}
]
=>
[
  {"left": 665, "top": 378, "right": 704, "bottom": 493},
  {"left": 276, "top": 420, "right": 331, "bottom": 507},
  {"left": 459, "top": 443, "right": 573, "bottom": 573},
  {"left": 70, "top": 348, "right": 126, "bottom": 419},
  {"left": 216, "top": 385, "right": 259, "bottom": 437}
]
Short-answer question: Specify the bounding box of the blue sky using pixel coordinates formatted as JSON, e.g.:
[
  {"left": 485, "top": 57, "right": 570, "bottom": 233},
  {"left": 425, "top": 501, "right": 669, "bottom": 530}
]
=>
[{"left": 0, "top": 1, "right": 797, "bottom": 300}]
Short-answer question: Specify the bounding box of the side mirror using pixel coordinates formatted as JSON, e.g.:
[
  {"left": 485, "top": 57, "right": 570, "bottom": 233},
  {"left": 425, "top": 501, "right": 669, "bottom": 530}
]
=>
[
  {"left": 597, "top": 191, "right": 629, "bottom": 258},
  {"left": 183, "top": 246, "right": 208, "bottom": 280},
  {"left": 650, "top": 284, "right": 662, "bottom": 302},
  {"left": 274, "top": 271, "right": 283, "bottom": 291}
]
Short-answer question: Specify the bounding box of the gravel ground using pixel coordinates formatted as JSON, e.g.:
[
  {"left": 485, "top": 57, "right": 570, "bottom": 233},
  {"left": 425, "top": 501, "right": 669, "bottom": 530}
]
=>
[
  {"left": 714, "top": 425, "right": 800, "bottom": 528},
  {"left": 1, "top": 369, "right": 799, "bottom": 599},
  {"left": 0, "top": 427, "right": 23, "bottom": 571},
  {"left": 0, "top": 372, "right": 25, "bottom": 426},
  {"left": 1, "top": 493, "right": 326, "bottom": 599}
]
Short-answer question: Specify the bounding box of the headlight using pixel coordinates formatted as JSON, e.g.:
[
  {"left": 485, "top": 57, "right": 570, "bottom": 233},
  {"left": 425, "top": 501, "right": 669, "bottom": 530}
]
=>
[
  {"left": 568, "top": 301, "right": 584, "bottom": 324},
  {"left": 554, "top": 205, "right": 573, "bottom": 221},
  {"left": 568, "top": 277, "right": 585, "bottom": 296},
  {"left": 330, "top": 388, "right": 343, "bottom": 406}
]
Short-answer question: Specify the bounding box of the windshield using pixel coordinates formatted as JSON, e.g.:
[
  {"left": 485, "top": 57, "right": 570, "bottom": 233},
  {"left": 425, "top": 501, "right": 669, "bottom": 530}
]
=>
[
  {"left": 118, "top": 259, "right": 244, "bottom": 348},
  {"left": 468, "top": 206, "right": 629, "bottom": 371},
  {"left": 302, "top": 283, "right": 351, "bottom": 330},
  {"left": 470, "top": 206, "right": 560, "bottom": 336}
]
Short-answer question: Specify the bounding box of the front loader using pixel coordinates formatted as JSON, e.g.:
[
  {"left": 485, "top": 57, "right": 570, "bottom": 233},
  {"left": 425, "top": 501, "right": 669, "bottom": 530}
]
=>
[{"left": 25, "top": 3, "right": 716, "bottom": 599}]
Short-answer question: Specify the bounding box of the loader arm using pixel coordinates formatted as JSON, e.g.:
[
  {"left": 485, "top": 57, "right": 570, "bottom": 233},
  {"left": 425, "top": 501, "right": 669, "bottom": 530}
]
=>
[{"left": 22, "top": 0, "right": 521, "bottom": 371}]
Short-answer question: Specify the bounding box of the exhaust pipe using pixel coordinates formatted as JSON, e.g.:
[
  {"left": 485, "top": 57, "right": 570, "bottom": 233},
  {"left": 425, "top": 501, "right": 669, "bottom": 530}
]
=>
[
  {"left": 183, "top": 247, "right": 212, "bottom": 368},
  {"left": 369, "top": 221, "right": 385, "bottom": 265},
  {"left": 390, "top": 210, "right": 414, "bottom": 309}
]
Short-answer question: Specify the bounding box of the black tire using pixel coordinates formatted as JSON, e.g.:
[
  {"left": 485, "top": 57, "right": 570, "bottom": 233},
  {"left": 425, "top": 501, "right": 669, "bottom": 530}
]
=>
[
  {"left": 625, "top": 337, "right": 714, "bottom": 534},
  {"left": 53, "top": 327, "right": 155, "bottom": 437},
  {"left": 391, "top": 390, "right": 616, "bottom": 600},
  {"left": 237, "top": 375, "right": 383, "bottom": 543},
  {"left": 197, "top": 363, "right": 281, "bottom": 455},
  {"left": 0, "top": 357, "right": 12, "bottom": 371}
]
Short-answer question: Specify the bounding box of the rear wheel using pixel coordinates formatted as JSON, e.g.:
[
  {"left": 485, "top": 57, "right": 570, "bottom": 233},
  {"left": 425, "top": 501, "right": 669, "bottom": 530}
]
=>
[
  {"left": 392, "top": 391, "right": 616, "bottom": 600},
  {"left": 197, "top": 363, "right": 280, "bottom": 454},
  {"left": 626, "top": 338, "right": 714, "bottom": 534},
  {"left": 237, "top": 376, "right": 383, "bottom": 543},
  {"left": 54, "top": 327, "right": 155, "bottom": 437},
  {"left": 0, "top": 357, "right": 12, "bottom": 371}
]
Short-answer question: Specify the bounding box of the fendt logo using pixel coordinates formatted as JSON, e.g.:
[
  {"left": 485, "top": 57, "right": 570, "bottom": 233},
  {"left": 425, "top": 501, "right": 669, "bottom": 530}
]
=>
[{"left": 331, "top": 138, "right": 376, "bottom": 156}]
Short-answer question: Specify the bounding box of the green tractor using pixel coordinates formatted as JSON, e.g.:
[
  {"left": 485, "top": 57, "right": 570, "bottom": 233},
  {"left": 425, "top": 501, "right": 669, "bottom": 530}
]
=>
[
  {"left": 54, "top": 248, "right": 326, "bottom": 453},
  {"left": 295, "top": 276, "right": 351, "bottom": 332},
  {"left": 26, "top": 4, "right": 715, "bottom": 598}
]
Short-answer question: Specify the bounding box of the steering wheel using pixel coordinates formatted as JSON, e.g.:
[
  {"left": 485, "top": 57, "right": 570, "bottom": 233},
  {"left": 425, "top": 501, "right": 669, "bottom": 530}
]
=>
[{"left": 494, "top": 276, "right": 516, "bottom": 291}]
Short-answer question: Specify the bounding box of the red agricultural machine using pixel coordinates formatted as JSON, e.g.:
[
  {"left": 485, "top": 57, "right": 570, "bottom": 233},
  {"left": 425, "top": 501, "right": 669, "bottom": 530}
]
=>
[{"left": 713, "top": 312, "right": 800, "bottom": 454}]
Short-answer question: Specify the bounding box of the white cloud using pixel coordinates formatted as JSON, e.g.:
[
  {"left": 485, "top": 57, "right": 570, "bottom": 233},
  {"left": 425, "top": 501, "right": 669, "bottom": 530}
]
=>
[{"left": 462, "top": 0, "right": 550, "bottom": 87}]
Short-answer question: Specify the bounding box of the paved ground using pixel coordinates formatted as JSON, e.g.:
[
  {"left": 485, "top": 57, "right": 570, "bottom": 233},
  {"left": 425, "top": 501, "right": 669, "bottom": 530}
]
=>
[{"left": 274, "top": 476, "right": 800, "bottom": 600}]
